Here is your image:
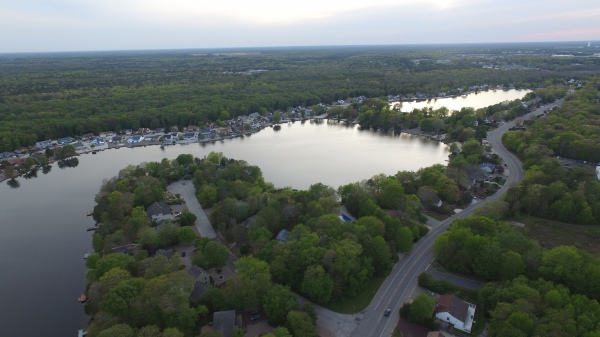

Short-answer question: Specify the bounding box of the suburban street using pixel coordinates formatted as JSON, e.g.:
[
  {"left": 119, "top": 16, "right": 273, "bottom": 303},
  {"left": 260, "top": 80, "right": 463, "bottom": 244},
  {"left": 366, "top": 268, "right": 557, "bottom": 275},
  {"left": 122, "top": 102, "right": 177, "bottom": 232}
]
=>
[{"left": 344, "top": 99, "right": 564, "bottom": 337}]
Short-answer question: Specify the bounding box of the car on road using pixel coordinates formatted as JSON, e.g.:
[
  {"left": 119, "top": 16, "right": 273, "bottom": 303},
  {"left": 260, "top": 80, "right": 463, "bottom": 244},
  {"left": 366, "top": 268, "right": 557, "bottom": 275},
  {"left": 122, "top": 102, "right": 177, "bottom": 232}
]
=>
[{"left": 384, "top": 309, "right": 391, "bottom": 317}]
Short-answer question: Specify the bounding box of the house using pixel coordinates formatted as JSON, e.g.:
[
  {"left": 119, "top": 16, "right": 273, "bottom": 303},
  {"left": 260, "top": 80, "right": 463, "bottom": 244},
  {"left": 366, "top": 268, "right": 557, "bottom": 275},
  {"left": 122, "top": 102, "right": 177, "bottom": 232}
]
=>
[
  {"left": 127, "top": 136, "right": 144, "bottom": 144},
  {"left": 81, "top": 133, "right": 95, "bottom": 140},
  {"left": 99, "top": 131, "right": 116, "bottom": 138},
  {"left": 36, "top": 140, "right": 53, "bottom": 150},
  {"left": 213, "top": 310, "right": 236, "bottom": 337},
  {"left": 146, "top": 201, "right": 171, "bottom": 222},
  {"left": 189, "top": 265, "right": 211, "bottom": 286},
  {"left": 155, "top": 249, "right": 174, "bottom": 261},
  {"left": 111, "top": 136, "right": 124, "bottom": 144},
  {"left": 89, "top": 137, "right": 105, "bottom": 146},
  {"left": 208, "top": 266, "right": 235, "bottom": 287},
  {"left": 479, "top": 163, "right": 495, "bottom": 174},
  {"left": 275, "top": 229, "right": 290, "bottom": 242},
  {"left": 121, "top": 129, "right": 133, "bottom": 135},
  {"left": 596, "top": 164, "right": 600, "bottom": 180},
  {"left": 57, "top": 137, "right": 74, "bottom": 145},
  {"left": 72, "top": 142, "right": 85, "bottom": 150},
  {"left": 434, "top": 295, "right": 476, "bottom": 333},
  {"left": 199, "top": 129, "right": 213, "bottom": 138},
  {"left": 183, "top": 132, "right": 198, "bottom": 141},
  {"left": 396, "top": 318, "right": 431, "bottom": 337},
  {"left": 162, "top": 134, "right": 173, "bottom": 143}
]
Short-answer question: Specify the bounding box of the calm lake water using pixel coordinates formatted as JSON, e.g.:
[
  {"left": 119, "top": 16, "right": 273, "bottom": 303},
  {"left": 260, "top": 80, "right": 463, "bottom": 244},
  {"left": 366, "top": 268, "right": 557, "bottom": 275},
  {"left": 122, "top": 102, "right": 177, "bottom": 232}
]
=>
[
  {"left": 0, "top": 89, "right": 527, "bottom": 337},
  {"left": 394, "top": 89, "right": 531, "bottom": 112}
]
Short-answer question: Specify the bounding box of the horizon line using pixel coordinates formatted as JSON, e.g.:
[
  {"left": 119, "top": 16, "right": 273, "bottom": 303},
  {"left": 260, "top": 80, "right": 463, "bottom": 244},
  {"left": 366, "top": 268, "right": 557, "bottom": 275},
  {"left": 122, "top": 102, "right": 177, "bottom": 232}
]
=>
[{"left": 1, "top": 40, "right": 598, "bottom": 56}]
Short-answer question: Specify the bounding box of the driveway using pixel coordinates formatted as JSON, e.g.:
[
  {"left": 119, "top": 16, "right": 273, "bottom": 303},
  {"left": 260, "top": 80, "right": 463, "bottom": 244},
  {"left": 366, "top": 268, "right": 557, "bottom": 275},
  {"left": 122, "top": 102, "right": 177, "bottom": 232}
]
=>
[{"left": 167, "top": 180, "right": 216, "bottom": 239}]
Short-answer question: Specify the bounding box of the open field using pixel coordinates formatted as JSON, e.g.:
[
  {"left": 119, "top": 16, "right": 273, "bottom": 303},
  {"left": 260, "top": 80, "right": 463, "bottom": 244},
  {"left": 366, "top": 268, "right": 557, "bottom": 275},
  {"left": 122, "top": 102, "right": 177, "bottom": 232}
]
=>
[{"left": 516, "top": 215, "right": 600, "bottom": 256}]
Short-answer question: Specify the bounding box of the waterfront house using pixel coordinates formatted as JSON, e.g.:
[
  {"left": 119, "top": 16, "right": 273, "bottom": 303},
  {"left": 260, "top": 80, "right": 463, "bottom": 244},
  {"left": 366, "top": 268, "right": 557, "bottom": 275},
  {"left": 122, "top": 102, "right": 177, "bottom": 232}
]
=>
[
  {"left": 89, "top": 137, "right": 105, "bottom": 146},
  {"left": 183, "top": 132, "right": 198, "bottom": 141},
  {"left": 99, "top": 131, "right": 116, "bottom": 138},
  {"left": 127, "top": 136, "right": 144, "bottom": 144},
  {"left": 72, "top": 142, "right": 85, "bottom": 150},
  {"left": 81, "top": 133, "right": 95, "bottom": 140},
  {"left": 146, "top": 201, "right": 171, "bottom": 222},
  {"left": 199, "top": 129, "right": 213, "bottom": 138},
  {"left": 57, "top": 136, "right": 74, "bottom": 145},
  {"left": 35, "top": 140, "right": 53, "bottom": 150},
  {"left": 434, "top": 295, "right": 476, "bottom": 333},
  {"left": 111, "top": 136, "right": 124, "bottom": 144}
]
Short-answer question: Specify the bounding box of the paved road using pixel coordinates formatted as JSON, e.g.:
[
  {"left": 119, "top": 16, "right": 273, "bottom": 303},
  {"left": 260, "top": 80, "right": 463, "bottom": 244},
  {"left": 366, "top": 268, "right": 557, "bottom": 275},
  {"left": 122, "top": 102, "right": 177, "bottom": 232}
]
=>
[
  {"left": 167, "top": 180, "right": 217, "bottom": 239},
  {"left": 425, "top": 265, "right": 484, "bottom": 290},
  {"left": 348, "top": 100, "right": 563, "bottom": 337}
]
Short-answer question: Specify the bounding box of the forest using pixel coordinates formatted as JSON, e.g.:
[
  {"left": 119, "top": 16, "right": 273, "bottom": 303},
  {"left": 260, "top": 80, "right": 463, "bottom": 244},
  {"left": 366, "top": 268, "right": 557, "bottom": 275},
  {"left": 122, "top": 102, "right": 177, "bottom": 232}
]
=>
[
  {"left": 2, "top": 44, "right": 598, "bottom": 152},
  {"left": 502, "top": 78, "right": 600, "bottom": 225}
]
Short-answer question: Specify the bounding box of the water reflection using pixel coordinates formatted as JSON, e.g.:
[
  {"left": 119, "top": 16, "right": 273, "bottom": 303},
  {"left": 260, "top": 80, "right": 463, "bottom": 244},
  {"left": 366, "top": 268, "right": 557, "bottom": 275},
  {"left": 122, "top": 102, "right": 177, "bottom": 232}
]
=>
[{"left": 6, "top": 178, "right": 20, "bottom": 189}]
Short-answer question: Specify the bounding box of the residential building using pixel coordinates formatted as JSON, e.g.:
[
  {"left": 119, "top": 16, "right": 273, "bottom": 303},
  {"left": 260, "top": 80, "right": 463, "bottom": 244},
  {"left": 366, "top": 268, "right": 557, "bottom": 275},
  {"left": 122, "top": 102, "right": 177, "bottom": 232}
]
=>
[
  {"left": 146, "top": 201, "right": 171, "bottom": 222},
  {"left": 35, "top": 140, "right": 53, "bottom": 150},
  {"left": 57, "top": 136, "right": 74, "bottom": 145},
  {"left": 213, "top": 310, "right": 236, "bottom": 337},
  {"left": 434, "top": 295, "right": 476, "bottom": 333},
  {"left": 127, "top": 136, "right": 144, "bottom": 144}
]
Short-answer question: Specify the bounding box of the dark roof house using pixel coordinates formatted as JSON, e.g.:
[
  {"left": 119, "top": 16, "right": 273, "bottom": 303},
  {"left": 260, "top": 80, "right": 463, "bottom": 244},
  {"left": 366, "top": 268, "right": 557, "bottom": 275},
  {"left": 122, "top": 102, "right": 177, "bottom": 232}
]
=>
[
  {"left": 146, "top": 201, "right": 171, "bottom": 222},
  {"left": 213, "top": 310, "right": 236, "bottom": 337}
]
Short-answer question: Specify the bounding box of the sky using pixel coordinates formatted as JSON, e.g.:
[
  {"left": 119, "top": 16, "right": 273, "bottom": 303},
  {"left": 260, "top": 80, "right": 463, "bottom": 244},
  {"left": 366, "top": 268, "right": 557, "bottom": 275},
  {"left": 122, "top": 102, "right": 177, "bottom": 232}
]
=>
[{"left": 1, "top": 0, "right": 599, "bottom": 53}]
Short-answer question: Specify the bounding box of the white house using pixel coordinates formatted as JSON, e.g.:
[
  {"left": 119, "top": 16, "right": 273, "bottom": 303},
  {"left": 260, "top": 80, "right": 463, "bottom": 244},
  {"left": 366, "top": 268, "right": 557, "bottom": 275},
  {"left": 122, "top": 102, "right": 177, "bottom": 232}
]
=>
[
  {"left": 183, "top": 132, "right": 198, "bottom": 140},
  {"left": 146, "top": 201, "right": 171, "bottom": 222},
  {"left": 596, "top": 164, "right": 600, "bottom": 180},
  {"left": 127, "top": 136, "right": 144, "bottom": 144},
  {"left": 434, "top": 295, "right": 476, "bottom": 333}
]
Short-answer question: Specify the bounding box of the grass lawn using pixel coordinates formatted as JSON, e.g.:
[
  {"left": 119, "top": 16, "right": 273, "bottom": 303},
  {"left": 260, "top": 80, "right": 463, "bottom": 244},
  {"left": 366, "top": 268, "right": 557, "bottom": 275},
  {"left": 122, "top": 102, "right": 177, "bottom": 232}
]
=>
[
  {"left": 427, "top": 212, "right": 447, "bottom": 221},
  {"left": 322, "top": 277, "right": 386, "bottom": 314},
  {"left": 514, "top": 215, "right": 600, "bottom": 257}
]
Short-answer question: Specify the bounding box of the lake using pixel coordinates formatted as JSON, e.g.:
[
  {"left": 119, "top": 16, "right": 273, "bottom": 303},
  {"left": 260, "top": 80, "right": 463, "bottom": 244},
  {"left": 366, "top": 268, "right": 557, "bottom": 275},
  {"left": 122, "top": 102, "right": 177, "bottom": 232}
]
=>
[
  {"left": 0, "top": 89, "right": 527, "bottom": 336},
  {"left": 393, "top": 89, "right": 531, "bottom": 112}
]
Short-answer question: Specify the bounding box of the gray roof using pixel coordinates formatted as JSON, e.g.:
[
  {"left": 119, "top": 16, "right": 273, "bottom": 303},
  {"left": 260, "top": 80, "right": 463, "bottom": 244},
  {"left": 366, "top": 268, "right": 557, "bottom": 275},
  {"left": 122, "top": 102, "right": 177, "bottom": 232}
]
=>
[
  {"left": 155, "top": 249, "right": 174, "bottom": 261},
  {"left": 146, "top": 201, "right": 171, "bottom": 217},
  {"left": 213, "top": 310, "right": 236, "bottom": 337},
  {"left": 276, "top": 229, "right": 290, "bottom": 242},
  {"left": 189, "top": 282, "right": 208, "bottom": 303}
]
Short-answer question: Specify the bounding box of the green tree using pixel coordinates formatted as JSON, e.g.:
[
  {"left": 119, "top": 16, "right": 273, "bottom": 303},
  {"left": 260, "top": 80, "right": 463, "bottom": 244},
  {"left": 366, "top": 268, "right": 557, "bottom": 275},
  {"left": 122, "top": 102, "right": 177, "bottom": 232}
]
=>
[
  {"left": 197, "top": 185, "right": 218, "bottom": 207},
  {"left": 178, "top": 211, "right": 197, "bottom": 226},
  {"left": 95, "top": 253, "right": 133, "bottom": 278},
  {"left": 396, "top": 227, "right": 413, "bottom": 253},
  {"left": 178, "top": 226, "right": 197, "bottom": 243},
  {"left": 286, "top": 310, "right": 316, "bottom": 337},
  {"left": 409, "top": 293, "right": 436, "bottom": 325},
  {"left": 97, "top": 323, "right": 135, "bottom": 337},
  {"left": 263, "top": 284, "right": 299, "bottom": 326},
  {"left": 203, "top": 241, "right": 230, "bottom": 269},
  {"left": 301, "top": 265, "right": 333, "bottom": 304},
  {"left": 224, "top": 256, "right": 271, "bottom": 310}
]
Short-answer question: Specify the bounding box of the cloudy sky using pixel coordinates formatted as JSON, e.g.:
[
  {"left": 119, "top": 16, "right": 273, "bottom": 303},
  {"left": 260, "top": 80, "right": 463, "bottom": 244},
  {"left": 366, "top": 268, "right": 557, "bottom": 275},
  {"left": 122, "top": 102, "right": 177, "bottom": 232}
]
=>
[{"left": 1, "top": 0, "right": 599, "bottom": 52}]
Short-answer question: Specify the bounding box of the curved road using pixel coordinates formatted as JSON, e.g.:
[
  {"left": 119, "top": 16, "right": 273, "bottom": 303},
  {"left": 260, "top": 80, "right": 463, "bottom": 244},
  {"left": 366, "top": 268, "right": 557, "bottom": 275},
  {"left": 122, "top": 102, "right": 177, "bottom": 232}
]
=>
[{"left": 344, "top": 100, "right": 563, "bottom": 337}]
